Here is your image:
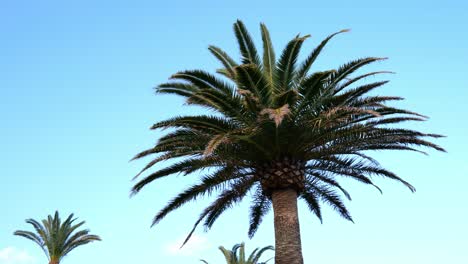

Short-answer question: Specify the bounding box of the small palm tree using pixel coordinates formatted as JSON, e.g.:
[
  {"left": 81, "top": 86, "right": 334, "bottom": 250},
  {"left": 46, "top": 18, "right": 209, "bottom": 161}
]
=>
[
  {"left": 201, "top": 243, "right": 273, "bottom": 264},
  {"left": 14, "top": 211, "right": 101, "bottom": 264}
]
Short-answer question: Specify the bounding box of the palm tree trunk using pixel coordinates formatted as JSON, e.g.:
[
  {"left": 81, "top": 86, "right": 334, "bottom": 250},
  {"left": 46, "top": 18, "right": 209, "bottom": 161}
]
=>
[
  {"left": 49, "top": 258, "right": 59, "bottom": 264},
  {"left": 271, "top": 188, "right": 303, "bottom": 264}
]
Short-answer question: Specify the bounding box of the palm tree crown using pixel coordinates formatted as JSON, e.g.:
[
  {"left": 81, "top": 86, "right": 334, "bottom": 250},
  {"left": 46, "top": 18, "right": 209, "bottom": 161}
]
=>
[
  {"left": 201, "top": 243, "right": 273, "bottom": 264},
  {"left": 131, "top": 20, "right": 444, "bottom": 257},
  {"left": 14, "top": 211, "right": 101, "bottom": 264}
]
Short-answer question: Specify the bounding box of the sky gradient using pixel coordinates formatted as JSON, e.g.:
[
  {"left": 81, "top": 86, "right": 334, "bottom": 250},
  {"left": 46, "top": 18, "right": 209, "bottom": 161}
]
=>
[{"left": 1, "top": 0, "right": 467, "bottom": 263}]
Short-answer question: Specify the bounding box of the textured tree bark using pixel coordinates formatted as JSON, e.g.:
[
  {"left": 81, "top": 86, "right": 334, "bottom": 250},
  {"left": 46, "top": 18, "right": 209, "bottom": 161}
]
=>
[
  {"left": 49, "top": 258, "right": 59, "bottom": 264},
  {"left": 271, "top": 188, "right": 303, "bottom": 264}
]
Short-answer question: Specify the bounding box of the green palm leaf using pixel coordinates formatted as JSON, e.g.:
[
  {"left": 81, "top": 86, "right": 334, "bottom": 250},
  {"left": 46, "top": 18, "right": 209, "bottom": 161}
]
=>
[
  {"left": 260, "top": 23, "right": 276, "bottom": 86},
  {"left": 234, "top": 20, "right": 261, "bottom": 65},
  {"left": 296, "top": 29, "right": 350, "bottom": 84},
  {"left": 276, "top": 34, "right": 310, "bottom": 95}
]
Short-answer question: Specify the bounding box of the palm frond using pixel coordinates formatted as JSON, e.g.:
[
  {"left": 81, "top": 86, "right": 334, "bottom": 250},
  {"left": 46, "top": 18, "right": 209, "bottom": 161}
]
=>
[
  {"left": 234, "top": 20, "right": 261, "bottom": 65},
  {"left": 248, "top": 186, "right": 271, "bottom": 238},
  {"left": 209, "top": 45, "right": 238, "bottom": 79},
  {"left": 151, "top": 167, "right": 241, "bottom": 226},
  {"left": 276, "top": 34, "right": 310, "bottom": 93},
  {"left": 299, "top": 190, "right": 323, "bottom": 223},
  {"left": 260, "top": 23, "right": 276, "bottom": 86},
  {"left": 235, "top": 63, "right": 272, "bottom": 106},
  {"left": 131, "top": 157, "right": 222, "bottom": 195},
  {"left": 296, "top": 29, "right": 350, "bottom": 84},
  {"left": 203, "top": 177, "right": 256, "bottom": 229},
  {"left": 309, "top": 183, "right": 353, "bottom": 222},
  {"left": 151, "top": 115, "right": 238, "bottom": 133},
  {"left": 13, "top": 231, "right": 44, "bottom": 249},
  {"left": 325, "top": 57, "right": 387, "bottom": 90},
  {"left": 334, "top": 71, "right": 395, "bottom": 94},
  {"left": 250, "top": 245, "right": 274, "bottom": 264},
  {"left": 180, "top": 177, "right": 255, "bottom": 248}
]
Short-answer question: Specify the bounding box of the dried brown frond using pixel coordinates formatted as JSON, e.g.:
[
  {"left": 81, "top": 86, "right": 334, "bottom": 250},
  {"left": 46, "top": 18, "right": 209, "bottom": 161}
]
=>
[
  {"left": 260, "top": 104, "right": 291, "bottom": 127},
  {"left": 203, "top": 134, "right": 229, "bottom": 156}
]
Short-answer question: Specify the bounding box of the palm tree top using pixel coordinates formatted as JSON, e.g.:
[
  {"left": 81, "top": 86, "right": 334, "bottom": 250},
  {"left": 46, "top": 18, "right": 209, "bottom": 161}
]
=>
[
  {"left": 14, "top": 211, "right": 101, "bottom": 264},
  {"left": 201, "top": 242, "right": 274, "bottom": 264},
  {"left": 131, "top": 20, "right": 444, "bottom": 246}
]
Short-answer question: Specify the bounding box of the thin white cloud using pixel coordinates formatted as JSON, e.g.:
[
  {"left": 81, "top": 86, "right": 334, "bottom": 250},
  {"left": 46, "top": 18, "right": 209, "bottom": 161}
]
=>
[
  {"left": 165, "top": 234, "right": 211, "bottom": 256},
  {"left": 0, "top": 247, "right": 36, "bottom": 264}
]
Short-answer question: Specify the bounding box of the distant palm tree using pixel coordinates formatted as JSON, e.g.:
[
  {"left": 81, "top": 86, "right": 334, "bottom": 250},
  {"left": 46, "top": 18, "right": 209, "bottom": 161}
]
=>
[
  {"left": 14, "top": 211, "right": 101, "bottom": 264},
  {"left": 131, "top": 20, "right": 444, "bottom": 264},
  {"left": 201, "top": 243, "right": 273, "bottom": 264}
]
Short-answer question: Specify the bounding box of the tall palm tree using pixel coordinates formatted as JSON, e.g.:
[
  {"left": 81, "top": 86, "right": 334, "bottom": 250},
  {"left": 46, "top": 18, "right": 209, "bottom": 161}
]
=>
[
  {"left": 131, "top": 20, "right": 444, "bottom": 264},
  {"left": 201, "top": 242, "right": 273, "bottom": 264},
  {"left": 14, "top": 211, "right": 101, "bottom": 264}
]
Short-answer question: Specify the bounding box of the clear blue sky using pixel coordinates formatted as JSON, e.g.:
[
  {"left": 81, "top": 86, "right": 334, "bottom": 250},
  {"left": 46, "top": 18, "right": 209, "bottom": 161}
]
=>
[{"left": 1, "top": 0, "right": 467, "bottom": 263}]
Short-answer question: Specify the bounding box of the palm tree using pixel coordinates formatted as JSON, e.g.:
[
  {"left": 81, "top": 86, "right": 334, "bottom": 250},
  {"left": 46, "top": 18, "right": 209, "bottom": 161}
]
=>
[
  {"left": 131, "top": 20, "right": 444, "bottom": 264},
  {"left": 201, "top": 242, "right": 273, "bottom": 264},
  {"left": 14, "top": 211, "right": 101, "bottom": 264}
]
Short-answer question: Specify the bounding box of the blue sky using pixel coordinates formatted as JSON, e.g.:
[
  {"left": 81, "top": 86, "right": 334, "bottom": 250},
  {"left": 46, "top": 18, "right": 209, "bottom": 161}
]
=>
[{"left": 1, "top": 0, "right": 467, "bottom": 263}]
